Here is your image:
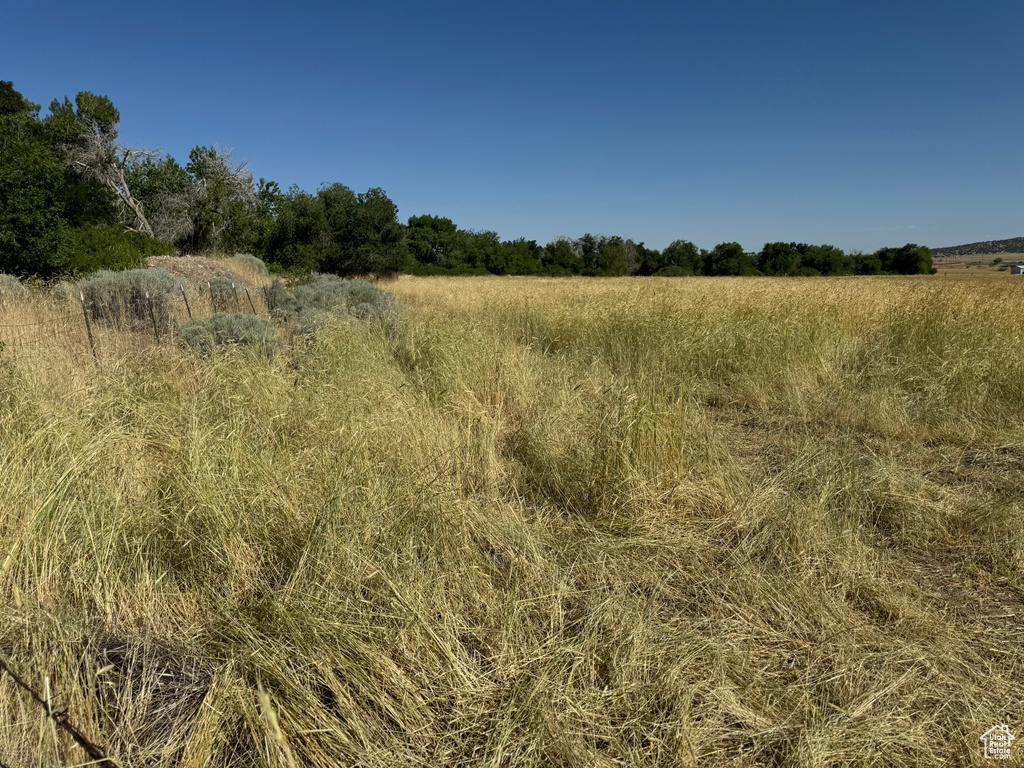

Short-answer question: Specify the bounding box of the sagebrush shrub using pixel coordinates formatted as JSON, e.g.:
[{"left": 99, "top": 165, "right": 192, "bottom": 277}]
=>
[
  {"left": 46, "top": 280, "right": 75, "bottom": 311},
  {"left": 232, "top": 254, "right": 269, "bottom": 275},
  {"left": 207, "top": 278, "right": 239, "bottom": 313},
  {"left": 176, "top": 313, "right": 279, "bottom": 358},
  {"left": 77, "top": 268, "right": 185, "bottom": 332},
  {"left": 0, "top": 274, "right": 30, "bottom": 306},
  {"left": 263, "top": 279, "right": 287, "bottom": 314},
  {"left": 48, "top": 280, "right": 74, "bottom": 303},
  {"left": 268, "top": 275, "right": 398, "bottom": 333}
]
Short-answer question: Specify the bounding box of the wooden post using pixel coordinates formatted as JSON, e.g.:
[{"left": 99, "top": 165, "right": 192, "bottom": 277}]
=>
[
  {"left": 244, "top": 286, "right": 257, "bottom": 314},
  {"left": 232, "top": 282, "right": 241, "bottom": 311},
  {"left": 180, "top": 285, "right": 193, "bottom": 320},
  {"left": 79, "top": 291, "right": 98, "bottom": 364},
  {"left": 145, "top": 291, "right": 159, "bottom": 343}
]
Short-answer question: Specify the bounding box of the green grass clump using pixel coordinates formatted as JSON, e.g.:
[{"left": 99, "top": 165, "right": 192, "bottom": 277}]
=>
[
  {"left": 77, "top": 267, "right": 185, "bottom": 332},
  {"left": 176, "top": 312, "right": 279, "bottom": 358},
  {"left": 268, "top": 275, "right": 398, "bottom": 332}
]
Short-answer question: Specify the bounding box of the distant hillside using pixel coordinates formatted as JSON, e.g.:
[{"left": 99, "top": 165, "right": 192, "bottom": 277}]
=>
[{"left": 931, "top": 237, "right": 1024, "bottom": 258}]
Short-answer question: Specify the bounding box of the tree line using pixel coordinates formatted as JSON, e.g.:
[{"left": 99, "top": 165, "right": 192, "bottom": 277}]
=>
[{"left": 0, "top": 82, "right": 935, "bottom": 279}]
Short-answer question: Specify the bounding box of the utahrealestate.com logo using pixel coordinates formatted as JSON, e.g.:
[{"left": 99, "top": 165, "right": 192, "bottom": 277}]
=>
[{"left": 980, "top": 725, "right": 1015, "bottom": 760}]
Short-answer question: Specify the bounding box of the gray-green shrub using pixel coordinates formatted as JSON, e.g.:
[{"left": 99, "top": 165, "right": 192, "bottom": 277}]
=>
[
  {"left": 268, "top": 275, "right": 398, "bottom": 333},
  {"left": 48, "top": 280, "right": 73, "bottom": 302},
  {"left": 78, "top": 268, "right": 185, "bottom": 332},
  {"left": 263, "top": 279, "right": 287, "bottom": 314},
  {"left": 46, "top": 280, "right": 75, "bottom": 311},
  {"left": 232, "top": 254, "right": 269, "bottom": 275},
  {"left": 207, "top": 278, "right": 239, "bottom": 313},
  {"left": 0, "top": 274, "right": 29, "bottom": 306},
  {"left": 176, "top": 313, "right": 279, "bottom": 358}
]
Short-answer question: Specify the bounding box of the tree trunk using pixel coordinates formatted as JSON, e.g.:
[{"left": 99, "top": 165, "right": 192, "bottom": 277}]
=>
[{"left": 111, "top": 161, "right": 154, "bottom": 237}]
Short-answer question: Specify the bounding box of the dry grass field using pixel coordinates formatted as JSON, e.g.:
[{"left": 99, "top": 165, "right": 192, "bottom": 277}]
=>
[
  {"left": 1, "top": 272, "right": 1022, "bottom": 766},
  {"left": 933, "top": 253, "right": 1024, "bottom": 276}
]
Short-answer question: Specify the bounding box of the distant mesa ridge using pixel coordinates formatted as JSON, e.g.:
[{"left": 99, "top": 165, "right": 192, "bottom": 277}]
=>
[{"left": 931, "top": 237, "right": 1024, "bottom": 257}]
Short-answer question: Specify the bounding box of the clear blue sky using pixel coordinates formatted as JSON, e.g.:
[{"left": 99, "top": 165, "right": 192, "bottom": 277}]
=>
[{"left": 2, "top": 0, "right": 1021, "bottom": 252}]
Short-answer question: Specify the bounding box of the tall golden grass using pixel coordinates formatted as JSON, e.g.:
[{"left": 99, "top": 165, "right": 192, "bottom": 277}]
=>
[{"left": 0, "top": 273, "right": 1021, "bottom": 766}]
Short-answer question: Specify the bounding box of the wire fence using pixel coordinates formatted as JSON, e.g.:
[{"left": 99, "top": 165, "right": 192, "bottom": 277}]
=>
[{"left": 0, "top": 283, "right": 271, "bottom": 369}]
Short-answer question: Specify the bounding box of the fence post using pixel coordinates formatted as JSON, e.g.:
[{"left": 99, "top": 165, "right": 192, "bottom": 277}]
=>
[
  {"left": 180, "top": 285, "right": 193, "bottom": 320},
  {"left": 232, "top": 282, "right": 241, "bottom": 311},
  {"left": 79, "top": 291, "right": 98, "bottom": 364},
  {"left": 145, "top": 291, "right": 159, "bottom": 344},
  {"left": 244, "top": 286, "right": 257, "bottom": 314}
]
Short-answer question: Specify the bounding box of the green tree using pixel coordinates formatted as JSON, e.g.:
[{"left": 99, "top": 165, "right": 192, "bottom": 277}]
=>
[
  {"left": 263, "top": 187, "right": 328, "bottom": 272},
  {"left": 705, "top": 242, "right": 749, "bottom": 276},
  {"left": 542, "top": 237, "right": 584, "bottom": 275},
  {"left": 0, "top": 103, "right": 70, "bottom": 275},
  {"left": 44, "top": 91, "right": 153, "bottom": 236},
  {"left": 245, "top": 178, "right": 282, "bottom": 254},
  {"left": 657, "top": 240, "right": 703, "bottom": 275},
  {"left": 462, "top": 230, "right": 502, "bottom": 273},
  {"left": 801, "top": 244, "right": 849, "bottom": 275},
  {"left": 567, "top": 234, "right": 629, "bottom": 276},
  {"left": 592, "top": 236, "right": 626, "bottom": 276},
  {"left": 635, "top": 242, "right": 662, "bottom": 275},
  {"left": 0, "top": 81, "right": 38, "bottom": 118},
  {"left": 622, "top": 239, "right": 640, "bottom": 275},
  {"left": 875, "top": 243, "right": 934, "bottom": 274},
  {"left": 124, "top": 156, "right": 191, "bottom": 243},
  {"left": 318, "top": 185, "right": 407, "bottom": 276},
  {"left": 757, "top": 242, "right": 799, "bottom": 276},
  {"left": 0, "top": 82, "right": 151, "bottom": 277},
  {"left": 356, "top": 188, "right": 408, "bottom": 275},
  {"left": 0, "top": 82, "right": 173, "bottom": 276},
  {"left": 263, "top": 184, "right": 407, "bottom": 276},
  {"left": 406, "top": 214, "right": 463, "bottom": 270},
  {"left": 500, "top": 238, "right": 543, "bottom": 275},
  {"left": 125, "top": 149, "right": 275, "bottom": 255},
  {"left": 579, "top": 233, "right": 600, "bottom": 272},
  {"left": 850, "top": 250, "right": 883, "bottom": 275},
  {"left": 180, "top": 146, "right": 259, "bottom": 254}
]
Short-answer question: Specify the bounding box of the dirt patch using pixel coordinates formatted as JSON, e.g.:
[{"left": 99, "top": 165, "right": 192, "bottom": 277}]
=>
[
  {"left": 146, "top": 256, "right": 246, "bottom": 285},
  {"left": 902, "top": 546, "right": 1024, "bottom": 627},
  {"left": 900, "top": 543, "right": 1024, "bottom": 689}
]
